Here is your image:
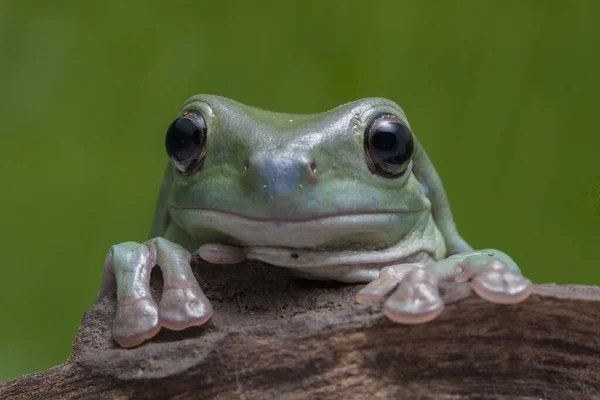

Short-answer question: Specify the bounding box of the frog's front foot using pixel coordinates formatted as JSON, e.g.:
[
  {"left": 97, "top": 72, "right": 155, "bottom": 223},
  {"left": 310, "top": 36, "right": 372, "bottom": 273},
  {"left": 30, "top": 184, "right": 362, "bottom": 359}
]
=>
[
  {"left": 357, "top": 264, "right": 445, "bottom": 324},
  {"left": 97, "top": 238, "right": 213, "bottom": 347},
  {"left": 452, "top": 251, "right": 533, "bottom": 304},
  {"left": 356, "top": 250, "right": 532, "bottom": 324}
]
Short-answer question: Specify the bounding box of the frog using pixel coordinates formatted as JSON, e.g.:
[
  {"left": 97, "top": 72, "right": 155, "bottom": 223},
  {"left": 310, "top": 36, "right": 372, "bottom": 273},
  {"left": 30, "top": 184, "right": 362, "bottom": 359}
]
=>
[{"left": 96, "top": 95, "right": 532, "bottom": 347}]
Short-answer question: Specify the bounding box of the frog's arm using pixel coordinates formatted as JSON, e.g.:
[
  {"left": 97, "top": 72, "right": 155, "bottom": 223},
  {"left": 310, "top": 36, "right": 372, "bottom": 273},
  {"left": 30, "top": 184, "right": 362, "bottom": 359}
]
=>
[
  {"left": 149, "top": 165, "right": 173, "bottom": 238},
  {"left": 357, "top": 138, "right": 532, "bottom": 324},
  {"left": 411, "top": 137, "right": 472, "bottom": 255},
  {"left": 97, "top": 165, "right": 213, "bottom": 347}
]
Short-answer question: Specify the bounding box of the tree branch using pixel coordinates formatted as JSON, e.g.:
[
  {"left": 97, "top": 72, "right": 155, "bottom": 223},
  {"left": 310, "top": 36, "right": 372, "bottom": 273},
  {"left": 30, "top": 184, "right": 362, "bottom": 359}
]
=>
[{"left": 1, "top": 261, "right": 599, "bottom": 399}]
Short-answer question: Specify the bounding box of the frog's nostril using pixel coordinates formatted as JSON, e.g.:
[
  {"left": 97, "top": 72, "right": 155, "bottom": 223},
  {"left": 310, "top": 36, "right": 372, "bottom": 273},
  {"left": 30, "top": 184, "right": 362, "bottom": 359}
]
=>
[{"left": 248, "top": 155, "right": 320, "bottom": 199}]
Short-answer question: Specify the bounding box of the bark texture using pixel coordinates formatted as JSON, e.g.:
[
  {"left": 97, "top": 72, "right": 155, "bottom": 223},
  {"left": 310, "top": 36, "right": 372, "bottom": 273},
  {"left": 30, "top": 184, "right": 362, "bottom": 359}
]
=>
[{"left": 1, "top": 260, "right": 599, "bottom": 400}]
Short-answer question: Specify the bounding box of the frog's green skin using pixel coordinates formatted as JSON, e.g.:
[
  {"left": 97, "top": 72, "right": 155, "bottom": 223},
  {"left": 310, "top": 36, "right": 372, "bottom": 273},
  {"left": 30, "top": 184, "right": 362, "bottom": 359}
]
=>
[{"left": 97, "top": 95, "right": 532, "bottom": 347}]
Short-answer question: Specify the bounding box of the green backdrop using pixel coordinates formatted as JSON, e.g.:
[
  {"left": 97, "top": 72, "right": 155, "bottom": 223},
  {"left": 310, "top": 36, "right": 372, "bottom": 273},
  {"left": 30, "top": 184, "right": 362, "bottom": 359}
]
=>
[{"left": 1, "top": 1, "right": 598, "bottom": 381}]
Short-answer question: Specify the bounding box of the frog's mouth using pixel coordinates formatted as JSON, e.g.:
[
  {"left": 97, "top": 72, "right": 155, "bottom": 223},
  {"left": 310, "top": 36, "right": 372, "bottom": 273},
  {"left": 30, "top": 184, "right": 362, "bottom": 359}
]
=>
[
  {"left": 170, "top": 207, "right": 440, "bottom": 271},
  {"left": 170, "top": 207, "right": 429, "bottom": 246}
]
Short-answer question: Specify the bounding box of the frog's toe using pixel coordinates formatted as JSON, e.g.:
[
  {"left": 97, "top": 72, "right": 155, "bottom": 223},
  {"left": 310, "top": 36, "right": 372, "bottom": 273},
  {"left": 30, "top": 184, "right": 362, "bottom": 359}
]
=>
[
  {"left": 113, "top": 297, "right": 160, "bottom": 348},
  {"left": 471, "top": 260, "right": 533, "bottom": 304},
  {"left": 356, "top": 277, "right": 399, "bottom": 303},
  {"left": 356, "top": 263, "right": 426, "bottom": 303},
  {"left": 383, "top": 269, "right": 444, "bottom": 324},
  {"left": 158, "top": 286, "right": 213, "bottom": 330},
  {"left": 198, "top": 243, "right": 246, "bottom": 264}
]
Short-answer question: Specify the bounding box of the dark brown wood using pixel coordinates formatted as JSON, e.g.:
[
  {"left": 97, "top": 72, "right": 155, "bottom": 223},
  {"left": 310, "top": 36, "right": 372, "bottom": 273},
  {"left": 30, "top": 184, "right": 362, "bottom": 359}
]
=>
[{"left": 1, "top": 261, "right": 599, "bottom": 400}]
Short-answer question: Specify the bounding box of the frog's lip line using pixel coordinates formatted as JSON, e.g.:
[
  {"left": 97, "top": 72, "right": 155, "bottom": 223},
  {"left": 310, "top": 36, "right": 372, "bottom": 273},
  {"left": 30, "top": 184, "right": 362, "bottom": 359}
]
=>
[{"left": 168, "top": 206, "right": 430, "bottom": 223}]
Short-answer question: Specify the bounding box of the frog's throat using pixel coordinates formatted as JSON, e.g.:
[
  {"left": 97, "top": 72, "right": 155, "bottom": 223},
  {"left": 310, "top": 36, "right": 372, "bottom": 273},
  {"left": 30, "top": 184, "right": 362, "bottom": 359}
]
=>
[{"left": 243, "top": 241, "right": 437, "bottom": 269}]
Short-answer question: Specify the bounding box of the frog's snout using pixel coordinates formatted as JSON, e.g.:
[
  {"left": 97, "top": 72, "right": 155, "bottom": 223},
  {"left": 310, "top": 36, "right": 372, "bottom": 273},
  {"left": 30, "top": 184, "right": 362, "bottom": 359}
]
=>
[{"left": 245, "top": 155, "right": 318, "bottom": 199}]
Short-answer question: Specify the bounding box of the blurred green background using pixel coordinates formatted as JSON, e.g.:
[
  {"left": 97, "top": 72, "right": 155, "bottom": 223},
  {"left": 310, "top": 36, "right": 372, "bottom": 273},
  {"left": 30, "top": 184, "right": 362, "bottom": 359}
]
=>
[{"left": 1, "top": 0, "right": 598, "bottom": 382}]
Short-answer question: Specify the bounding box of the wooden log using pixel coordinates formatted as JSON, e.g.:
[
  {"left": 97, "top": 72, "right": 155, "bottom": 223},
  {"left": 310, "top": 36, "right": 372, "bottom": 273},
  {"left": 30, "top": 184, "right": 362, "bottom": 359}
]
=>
[{"left": 1, "top": 260, "right": 599, "bottom": 400}]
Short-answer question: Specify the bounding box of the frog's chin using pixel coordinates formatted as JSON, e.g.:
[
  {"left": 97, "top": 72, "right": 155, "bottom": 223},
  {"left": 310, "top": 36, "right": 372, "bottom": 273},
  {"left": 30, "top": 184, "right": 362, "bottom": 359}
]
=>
[
  {"left": 170, "top": 208, "right": 444, "bottom": 277},
  {"left": 196, "top": 241, "right": 435, "bottom": 283}
]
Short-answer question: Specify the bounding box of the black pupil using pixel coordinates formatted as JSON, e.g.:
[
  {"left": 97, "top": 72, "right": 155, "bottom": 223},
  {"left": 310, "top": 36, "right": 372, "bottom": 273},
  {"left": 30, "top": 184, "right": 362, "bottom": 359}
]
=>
[
  {"left": 371, "top": 121, "right": 413, "bottom": 165},
  {"left": 166, "top": 117, "right": 202, "bottom": 162}
]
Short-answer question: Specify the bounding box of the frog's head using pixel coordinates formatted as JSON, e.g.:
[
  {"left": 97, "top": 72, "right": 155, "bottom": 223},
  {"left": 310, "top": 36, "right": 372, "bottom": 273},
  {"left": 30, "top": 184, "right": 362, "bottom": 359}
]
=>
[{"left": 165, "top": 95, "right": 433, "bottom": 252}]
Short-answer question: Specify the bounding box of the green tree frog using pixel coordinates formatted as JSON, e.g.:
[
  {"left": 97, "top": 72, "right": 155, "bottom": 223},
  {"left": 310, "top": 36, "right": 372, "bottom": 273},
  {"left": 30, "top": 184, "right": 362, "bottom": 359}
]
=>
[{"left": 97, "top": 95, "right": 532, "bottom": 347}]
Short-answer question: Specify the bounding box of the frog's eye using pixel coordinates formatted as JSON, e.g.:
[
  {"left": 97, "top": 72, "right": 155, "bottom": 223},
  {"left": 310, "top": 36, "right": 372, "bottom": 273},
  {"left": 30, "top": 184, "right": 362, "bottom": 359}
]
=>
[
  {"left": 165, "top": 110, "right": 207, "bottom": 174},
  {"left": 364, "top": 113, "right": 414, "bottom": 178}
]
